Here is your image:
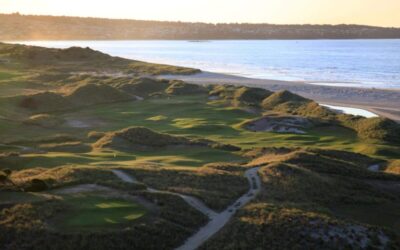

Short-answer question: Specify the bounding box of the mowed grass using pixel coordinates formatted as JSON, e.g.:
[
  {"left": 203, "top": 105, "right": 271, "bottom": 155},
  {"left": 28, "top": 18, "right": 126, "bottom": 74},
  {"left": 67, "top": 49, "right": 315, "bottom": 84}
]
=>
[
  {"left": 1, "top": 94, "right": 399, "bottom": 172},
  {"left": 98, "top": 147, "right": 245, "bottom": 167},
  {"left": 65, "top": 95, "right": 395, "bottom": 156},
  {"left": 0, "top": 71, "right": 17, "bottom": 81},
  {"left": 59, "top": 195, "right": 147, "bottom": 231},
  {"left": 4, "top": 145, "right": 244, "bottom": 170}
]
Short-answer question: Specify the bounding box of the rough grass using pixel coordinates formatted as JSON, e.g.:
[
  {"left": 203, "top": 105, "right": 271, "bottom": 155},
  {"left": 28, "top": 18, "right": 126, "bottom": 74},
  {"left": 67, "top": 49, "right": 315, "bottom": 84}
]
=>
[
  {"left": 64, "top": 83, "right": 134, "bottom": 106},
  {"left": 252, "top": 148, "right": 400, "bottom": 232},
  {"left": 261, "top": 90, "right": 310, "bottom": 110},
  {"left": 165, "top": 80, "right": 207, "bottom": 95},
  {"left": 121, "top": 162, "right": 248, "bottom": 211},
  {"left": 0, "top": 42, "right": 200, "bottom": 76},
  {"left": 94, "top": 126, "right": 194, "bottom": 149},
  {"left": 202, "top": 203, "right": 396, "bottom": 250},
  {"left": 1, "top": 42, "right": 399, "bottom": 249},
  {"left": 0, "top": 199, "right": 201, "bottom": 250},
  {"left": 386, "top": 160, "right": 400, "bottom": 175},
  {"left": 93, "top": 126, "right": 239, "bottom": 154},
  {"left": 112, "top": 77, "right": 170, "bottom": 97},
  {"left": 1, "top": 94, "right": 398, "bottom": 174},
  {"left": 127, "top": 61, "right": 200, "bottom": 75},
  {"left": 201, "top": 148, "right": 400, "bottom": 249},
  {"left": 10, "top": 164, "right": 144, "bottom": 190},
  {"left": 233, "top": 86, "right": 272, "bottom": 107},
  {"left": 339, "top": 115, "right": 400, "bottom": 143}
]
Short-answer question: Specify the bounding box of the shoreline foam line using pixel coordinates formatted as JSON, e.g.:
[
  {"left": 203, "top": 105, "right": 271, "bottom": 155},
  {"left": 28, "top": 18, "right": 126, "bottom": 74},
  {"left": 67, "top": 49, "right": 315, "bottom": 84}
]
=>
[{"left": 320, "top": 104, "right": 378, "bottom": 118}]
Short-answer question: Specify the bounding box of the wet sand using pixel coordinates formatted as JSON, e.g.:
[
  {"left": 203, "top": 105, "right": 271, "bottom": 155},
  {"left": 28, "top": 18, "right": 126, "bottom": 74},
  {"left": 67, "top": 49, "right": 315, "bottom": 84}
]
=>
[{"left": 158, "top": 72, "right": 400, "bottom": 122}]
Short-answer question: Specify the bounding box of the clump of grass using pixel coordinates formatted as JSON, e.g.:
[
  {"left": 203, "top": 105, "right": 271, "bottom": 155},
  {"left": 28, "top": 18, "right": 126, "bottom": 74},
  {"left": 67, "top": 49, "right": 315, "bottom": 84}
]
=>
[
  {"left": 127, "top": 61, "right": 200, "bottom": 75},
  {"left": 165, "top": 80, "right": 207, "bottom": 95},
  {"left": 261, "top": 90, "right": 335, "bottom": 118},
  {"left": 209, "top": 84, "right": 237, "bottom": 99},
  {"left": 261, "top": 90, "right": 310, "bottom": 109},
  {"left": 93, "top": 126, "right": 196, "bottom": 150},
  {"left": 339, "top": 115, "right": 400, "bottom": 143},
  {"left": 87, "top": 131, "right": 106, "bottom": 140},
  {"left": 202, "top": 202, "right": 394, "bottom": 250},
  {"left": 123, "top": 163, "right": 248, "bottom": 211},
  {"left": 17, "top": 91, "right": 72, "bottom": 112},
  {"left": 241, "top": 89, "right": 400, "bottom": 143},
  {"left": 0, "top": 42, "right": 200, "bottom": 76},
  {"left": 113, "top": 77, "right": 170, "bottom": 97},
  {"left": 232, "top": 87, "right": 273, "bottom": 107},
  {"left": 10, "top": 165, "right": 142, "bottom": 190},
  {"left": 208, "top": 84, "right": 271, "bottom": 108},
  {"left": 386, "top": 160, "right": 400, "bottom": 175},
  {"left": 64, "top": 83, "right": 134, "bottom": 106},
  {"left": 93, "top": 126, "right": 239, "bottom": 152}
]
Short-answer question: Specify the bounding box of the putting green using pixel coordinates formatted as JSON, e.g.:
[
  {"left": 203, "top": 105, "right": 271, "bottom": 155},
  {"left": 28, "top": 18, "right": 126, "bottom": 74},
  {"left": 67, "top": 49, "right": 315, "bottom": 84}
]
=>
[{"left": 61, "top": 196, "right": 147, "bottom": 230}]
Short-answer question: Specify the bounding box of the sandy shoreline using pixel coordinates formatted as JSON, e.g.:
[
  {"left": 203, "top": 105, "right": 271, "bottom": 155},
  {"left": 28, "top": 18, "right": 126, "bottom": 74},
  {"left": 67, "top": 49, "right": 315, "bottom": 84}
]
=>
[{"left": 158, "top": 72, "right": 400, "bottom": 122}]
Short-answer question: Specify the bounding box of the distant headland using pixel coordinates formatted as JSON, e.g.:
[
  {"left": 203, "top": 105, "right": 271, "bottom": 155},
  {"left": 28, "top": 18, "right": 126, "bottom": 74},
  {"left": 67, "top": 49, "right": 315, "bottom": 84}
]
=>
[{"left": 1, "top": 13, "right": 400, "bottom": 40}]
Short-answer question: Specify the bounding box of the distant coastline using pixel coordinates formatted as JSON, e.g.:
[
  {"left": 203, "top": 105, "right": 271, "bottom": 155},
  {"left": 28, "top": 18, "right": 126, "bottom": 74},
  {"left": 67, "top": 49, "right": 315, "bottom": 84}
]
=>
[
  {"left": 2, "top": 13, "right": 400, "bottom": 40},
  {"left": 11, "top": 40, "right": 400, "bottom": 90}
]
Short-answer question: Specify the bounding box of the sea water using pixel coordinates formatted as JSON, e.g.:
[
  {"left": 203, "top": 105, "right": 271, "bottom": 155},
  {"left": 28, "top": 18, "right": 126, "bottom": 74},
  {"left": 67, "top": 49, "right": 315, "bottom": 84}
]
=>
[{"left": 11, "top": 39, "right": 400, "bottom": 89}]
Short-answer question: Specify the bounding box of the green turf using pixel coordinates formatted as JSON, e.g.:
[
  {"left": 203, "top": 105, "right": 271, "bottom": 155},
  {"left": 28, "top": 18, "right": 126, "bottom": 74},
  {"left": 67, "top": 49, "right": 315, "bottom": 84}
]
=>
[
  {"left": 0, "top": 43, "right": 399, "bottom": 249},
  {"left": 60, "top": 195, "right": 147, "bottom": 230},
  {"left": 2, "top": 94, "right": 398, "bottom": 172},
  {"left": 0, "top": 71, "right": 17, "bottom": 81}
]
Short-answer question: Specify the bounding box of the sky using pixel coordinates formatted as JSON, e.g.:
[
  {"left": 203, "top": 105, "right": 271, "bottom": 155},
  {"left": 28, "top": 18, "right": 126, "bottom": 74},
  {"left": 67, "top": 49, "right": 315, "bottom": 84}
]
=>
[{"left": 1, "top": 0, "right": 400, "bottom": 27}]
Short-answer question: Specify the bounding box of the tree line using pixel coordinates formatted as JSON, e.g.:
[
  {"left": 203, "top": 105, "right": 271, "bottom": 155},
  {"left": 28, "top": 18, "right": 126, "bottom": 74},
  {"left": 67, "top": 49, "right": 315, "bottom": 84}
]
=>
[{"left": 1, "top": 13, "right": 400, "bottom": 40}]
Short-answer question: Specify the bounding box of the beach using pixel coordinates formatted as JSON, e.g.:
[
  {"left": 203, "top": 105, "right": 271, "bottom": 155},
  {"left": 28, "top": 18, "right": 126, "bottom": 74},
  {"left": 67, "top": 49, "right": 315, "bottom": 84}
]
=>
[
  {"left": 159, "top": 71, "right": 400, "bottom": 122},
  {"left": 11, "top": 40, "right": 400, "bottom": 122}
]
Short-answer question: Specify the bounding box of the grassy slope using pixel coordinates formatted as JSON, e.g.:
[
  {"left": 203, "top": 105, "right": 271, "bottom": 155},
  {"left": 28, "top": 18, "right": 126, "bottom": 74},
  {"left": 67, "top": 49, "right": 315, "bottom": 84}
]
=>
[
  {"left": 1, "top": 94, "right": 398, "bottom": 171},
  {"left": 0, "top": 43, "right": 399, "bottom": 249},
  {"left": 203, "top": 149, "right": 400, "bottom": 249}
]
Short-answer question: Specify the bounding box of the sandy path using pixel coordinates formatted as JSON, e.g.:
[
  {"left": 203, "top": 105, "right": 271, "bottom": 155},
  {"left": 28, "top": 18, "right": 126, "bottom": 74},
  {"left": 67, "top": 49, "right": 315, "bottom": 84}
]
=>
[
  {"left": 111, "top": 168, "right": 262, "bottom": 249},
  {"left": 176, "top": 167, "right": 261, "bottom": 250},
  {"left": 111, "top": 169, "right": 138, "bottom": 183},
  {"left": 368, "top": 164, "right": 380, "bottom": 172},
  {"left": 111, "top": 169, "right": 217, "bottom": 218}
]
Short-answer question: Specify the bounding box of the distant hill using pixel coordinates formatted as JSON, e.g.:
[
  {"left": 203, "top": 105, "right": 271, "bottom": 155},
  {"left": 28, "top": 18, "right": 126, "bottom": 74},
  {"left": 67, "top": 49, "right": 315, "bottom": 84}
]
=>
[{"left": 1, "top": 13, "right": 400, "bottom": 40}]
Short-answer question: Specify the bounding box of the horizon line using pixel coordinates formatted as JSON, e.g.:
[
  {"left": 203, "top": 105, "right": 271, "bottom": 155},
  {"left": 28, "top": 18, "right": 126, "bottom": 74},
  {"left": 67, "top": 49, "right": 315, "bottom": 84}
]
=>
[{"left": 2, "top": 12, "right": 400, "bottom": 29}]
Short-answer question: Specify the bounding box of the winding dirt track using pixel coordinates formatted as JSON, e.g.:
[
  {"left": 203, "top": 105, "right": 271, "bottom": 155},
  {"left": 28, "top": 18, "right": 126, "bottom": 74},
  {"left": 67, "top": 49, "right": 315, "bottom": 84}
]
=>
[
  {"left": 111, "top": 170, "right": 217, "bottom": 219},
  {"left": 111, "top": 168, "right": 262, "bottom": 250},
  {"left": 175, "top": 167, "right": 261, "bottom": 250}
]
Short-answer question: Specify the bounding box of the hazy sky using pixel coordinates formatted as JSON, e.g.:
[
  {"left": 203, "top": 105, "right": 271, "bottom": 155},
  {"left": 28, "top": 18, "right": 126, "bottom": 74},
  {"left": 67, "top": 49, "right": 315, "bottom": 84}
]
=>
[{"left": 1, "top": 0, "right": 400, "bottom": 27}]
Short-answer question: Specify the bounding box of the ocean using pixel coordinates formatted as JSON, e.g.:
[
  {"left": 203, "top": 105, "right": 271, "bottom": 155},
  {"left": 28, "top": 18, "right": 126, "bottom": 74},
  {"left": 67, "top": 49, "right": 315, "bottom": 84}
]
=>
[{"left": 12, "top": 40, "right": 400, "bottom": 89}]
